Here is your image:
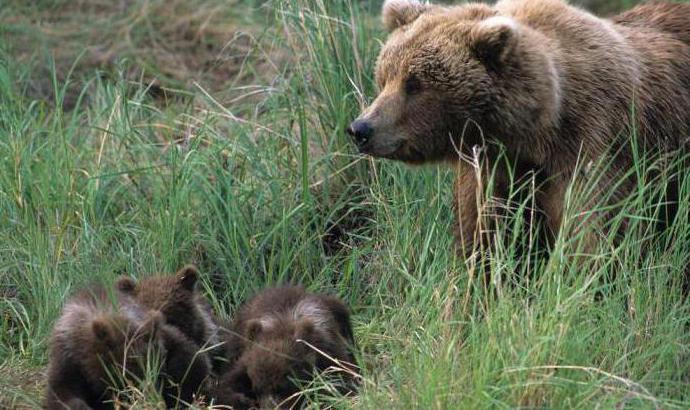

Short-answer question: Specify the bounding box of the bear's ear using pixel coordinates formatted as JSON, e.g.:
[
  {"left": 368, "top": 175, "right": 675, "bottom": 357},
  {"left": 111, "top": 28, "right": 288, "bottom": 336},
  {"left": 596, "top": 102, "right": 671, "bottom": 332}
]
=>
[
  {"left": 383, "top": 0, "right": 433, "bottom": 32},
  {"left": 175, "top": 265, "right": 199, "bottom": 291},
  {"left": 245, "top": 319, "right": 263, "bottom": 341},
  {"left": 115, "top": 276, "right": 137, "bottom": 294},
  {"left": 295, "top": 319, "right": 315, "bottom": 342},
  {"left": 470, "top": 16, "right": 519, "bottom": 68},
  {"left": 92, "top": 317, "right": 117, "bottom": 348}
]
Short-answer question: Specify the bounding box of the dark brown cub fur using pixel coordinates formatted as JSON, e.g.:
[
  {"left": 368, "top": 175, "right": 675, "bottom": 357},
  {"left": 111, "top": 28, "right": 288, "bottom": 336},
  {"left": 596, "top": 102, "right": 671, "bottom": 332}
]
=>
[
  {"left": 116, "top": 265, "right": 228, "bottom": 374},
  {"left": 217, "top": 286, "right": 357, "bottom": 409},
  {"left": 44, "top": 286, "right": 211, "bottom": 409}
]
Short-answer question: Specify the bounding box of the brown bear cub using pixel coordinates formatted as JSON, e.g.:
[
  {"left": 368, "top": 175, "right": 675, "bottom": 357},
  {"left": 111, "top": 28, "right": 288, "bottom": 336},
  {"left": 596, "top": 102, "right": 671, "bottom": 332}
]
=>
[
  {"left": 45, "top": 285, "right": 211, "bottom": 410},
  {"left": 349, "top": 0, "right": 690, "bottom": 253},
  {"left": 216, "top": 286, "right": 358, "bottom": 409},
  {"left": 116, "top": 265, "right": 229, "bottom": 375}
]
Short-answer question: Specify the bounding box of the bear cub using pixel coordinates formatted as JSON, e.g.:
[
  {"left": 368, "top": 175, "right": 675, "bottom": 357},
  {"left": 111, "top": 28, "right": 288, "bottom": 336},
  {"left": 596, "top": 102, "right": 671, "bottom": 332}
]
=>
[
  {"left": 217, "top": 286, "right": 358, "bottom": 409},
  {"left": 116, "top": 265, "right": 228, "bottom": 375},
  {"left": 45, "top": 285, "right": 211, "bottom": 410}
]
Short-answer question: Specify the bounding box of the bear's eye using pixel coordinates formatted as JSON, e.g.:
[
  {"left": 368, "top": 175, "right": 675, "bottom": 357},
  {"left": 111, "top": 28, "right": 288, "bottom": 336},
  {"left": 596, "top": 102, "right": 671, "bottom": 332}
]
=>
[{"left": 404, "top": 75, "right": 422, "bottom": 95}]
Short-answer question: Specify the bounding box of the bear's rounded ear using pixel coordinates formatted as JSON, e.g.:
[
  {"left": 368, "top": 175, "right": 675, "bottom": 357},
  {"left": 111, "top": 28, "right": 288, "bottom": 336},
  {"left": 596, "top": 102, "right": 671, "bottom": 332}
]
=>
[
  {"left": 176, "top": 265, "right": 199, "bottom": 291},
  {"left": 295, "top": 319, "right": 315, "bottom": 341},
  {"left": 470, "top": 16, "right": 519, "bottom": 68},
  {"left": 245, "top": 320, "right": 263, "bottom": 341},
  {"left": 115, "top": 276, "right": 137, "bottom": 294},
  {"left": 92, "top": 318, "right": 115, "bottom": 344},
  {"left": 383, "top": 0, "right": 433, "bottom": 32}
]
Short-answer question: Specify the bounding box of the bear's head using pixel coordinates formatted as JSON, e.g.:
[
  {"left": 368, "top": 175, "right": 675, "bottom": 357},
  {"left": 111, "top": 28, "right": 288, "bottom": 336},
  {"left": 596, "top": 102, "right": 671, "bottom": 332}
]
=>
[
  {"left": 225, "top": 317, "right": 322, "bottom": 409},
  {"left": 116, "top": 265, "right": 213, "bottom": 348},
  {"left": 115, "top": 265, "right": 200, "bottom": 309},
  {"left": 84, "top": 311, "right": 165, "bottom": 386},
  {"left": 348, "top": 0, "right": 560, "bottom": 163}
]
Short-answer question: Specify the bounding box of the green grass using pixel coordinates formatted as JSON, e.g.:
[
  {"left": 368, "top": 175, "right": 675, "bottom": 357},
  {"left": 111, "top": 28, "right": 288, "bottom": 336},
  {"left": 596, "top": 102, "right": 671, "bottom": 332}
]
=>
[{"left": 2, "top": 0, "right": 689, "bottom": 408}]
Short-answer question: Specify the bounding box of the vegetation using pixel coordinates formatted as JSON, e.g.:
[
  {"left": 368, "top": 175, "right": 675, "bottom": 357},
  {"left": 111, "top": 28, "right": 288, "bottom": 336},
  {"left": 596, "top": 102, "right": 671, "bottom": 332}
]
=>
[{"left": 1, "top": 0, "right": 688, "bottom": 408}]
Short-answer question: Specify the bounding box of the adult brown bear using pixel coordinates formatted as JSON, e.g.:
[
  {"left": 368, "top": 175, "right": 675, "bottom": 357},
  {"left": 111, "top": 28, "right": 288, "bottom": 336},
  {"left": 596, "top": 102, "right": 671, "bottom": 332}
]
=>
[{"left": 348, "top": 0, "right": 690, "bottom": 254}]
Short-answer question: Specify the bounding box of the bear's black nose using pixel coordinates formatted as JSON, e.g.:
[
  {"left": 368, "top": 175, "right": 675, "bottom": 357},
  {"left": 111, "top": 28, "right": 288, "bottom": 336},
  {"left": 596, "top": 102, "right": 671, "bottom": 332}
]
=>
[{"left": 346, "top": 119, "right": 373, "bottom": 145}]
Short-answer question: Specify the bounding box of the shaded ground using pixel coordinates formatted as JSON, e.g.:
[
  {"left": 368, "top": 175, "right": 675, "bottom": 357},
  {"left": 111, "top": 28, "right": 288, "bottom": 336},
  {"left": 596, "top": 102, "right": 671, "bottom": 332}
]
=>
[
  {"left": 1, "top": 0, "right": 287, "bottom": 110},
  {"left": 0, "top": 363, "right": 44, "bottom": 409}
]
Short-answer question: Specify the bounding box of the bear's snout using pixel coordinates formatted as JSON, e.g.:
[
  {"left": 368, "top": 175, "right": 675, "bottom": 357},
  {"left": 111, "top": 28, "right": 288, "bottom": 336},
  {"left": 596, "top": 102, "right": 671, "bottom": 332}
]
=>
[{"left": 346, "top": 119, "right": 373, "bottom": 147}]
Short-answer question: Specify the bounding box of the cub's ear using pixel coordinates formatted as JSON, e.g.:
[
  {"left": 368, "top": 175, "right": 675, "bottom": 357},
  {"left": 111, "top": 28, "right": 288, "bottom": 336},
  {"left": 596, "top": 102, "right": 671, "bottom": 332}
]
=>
[
  {"left": 92, "top": 317, "right": 116, "bottom": 346},
  {"left": 245, "top": 320, "right": 263, "bottom": 341},
  {"left": 318, "top": 296, "right": 355, "bottom": 343},
  {"left": 470, "top": 16, "right": 519, "bottom": 68},
  {"left": 295, "top": 319, "right": 315, "bottom": 341},
  {"left": 115, "top": 276, "right": 137, "bottom": 294},
  {"left": 175, "top": 265, "right": 199, "bottom": 291},
  {"left": 383, "top": 0, "right": 433, "bottom": 32}
]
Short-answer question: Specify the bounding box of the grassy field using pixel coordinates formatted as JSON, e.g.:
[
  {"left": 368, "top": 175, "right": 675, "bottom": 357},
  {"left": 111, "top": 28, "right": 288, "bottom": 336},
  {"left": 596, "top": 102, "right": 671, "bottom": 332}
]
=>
[{"left": 2, "top": 0, "right": 690, "bottom": 408}]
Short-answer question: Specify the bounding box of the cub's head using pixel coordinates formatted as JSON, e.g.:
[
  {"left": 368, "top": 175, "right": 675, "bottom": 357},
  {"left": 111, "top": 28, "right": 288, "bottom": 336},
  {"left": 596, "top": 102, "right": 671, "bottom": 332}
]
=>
[
  {"left": 86, "top": 311, "right": 165, "bottom": 383},
  {"left": 348, "top": 0, "right": 559, "bottom": 163},
  {"left": 227, "top": 318, "right": 321, "bottom": 409},
  {"left": 116, "top": 265, "right": 200, "bottom": 308},
  {"left": 116, "top": 265, "right": 212, "bottom": 347}
]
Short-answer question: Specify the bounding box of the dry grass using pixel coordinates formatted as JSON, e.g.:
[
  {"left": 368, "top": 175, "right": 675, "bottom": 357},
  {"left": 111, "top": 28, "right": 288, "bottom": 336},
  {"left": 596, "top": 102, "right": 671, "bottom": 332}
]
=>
[
  {"left": 0, "top": 363, "right": 45, "bottom": 409},
  {"left": 1, "top": 0, "right": 288, "bottom": 110}
]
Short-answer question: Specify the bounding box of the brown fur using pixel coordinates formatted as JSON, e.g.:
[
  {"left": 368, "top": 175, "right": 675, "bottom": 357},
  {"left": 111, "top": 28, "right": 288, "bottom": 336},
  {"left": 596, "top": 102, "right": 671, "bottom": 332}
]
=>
[
  {"left": 44, "top": 286, "right": 211, "bottom": 409},
  {"left": 614, "top": 2, "right": 690, "bottom": 45},
  {"left": 116, "top": 265, "right": 228, "bottom": 374},
  {"left": 352, "top": 0, "right": 690, "bottom": 253},
  {"left": 217, "top": 286, "right": 357, "bottom": 409}
]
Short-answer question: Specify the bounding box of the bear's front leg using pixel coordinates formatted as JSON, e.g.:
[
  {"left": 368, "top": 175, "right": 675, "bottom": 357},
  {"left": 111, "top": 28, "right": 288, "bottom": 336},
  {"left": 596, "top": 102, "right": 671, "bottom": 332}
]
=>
[
  {"left": 453, "top": 157, "right": 525, "bottom": 258},
  {"left": 453, "top": 161, "right": 482, "bottom": 257}
]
